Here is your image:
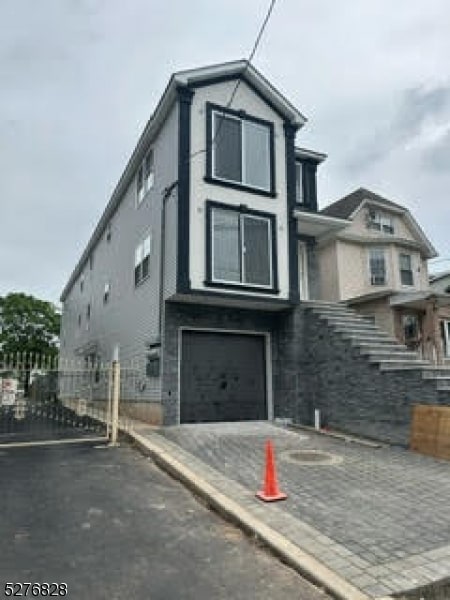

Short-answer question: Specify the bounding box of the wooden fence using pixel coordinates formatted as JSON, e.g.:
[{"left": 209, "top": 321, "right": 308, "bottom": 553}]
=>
[{"left": 410, "top": 404, "right": 450, "bottom": 461}]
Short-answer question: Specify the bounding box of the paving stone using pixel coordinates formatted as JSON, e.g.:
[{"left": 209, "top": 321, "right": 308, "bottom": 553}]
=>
[{"left": 158, "top": 422, "right": 450, "bottom": 598}]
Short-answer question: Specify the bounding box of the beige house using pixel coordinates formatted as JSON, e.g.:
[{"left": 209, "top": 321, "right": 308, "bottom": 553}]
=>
[
  {"left": 318, "top": 188, "right": 450, "bottom": 363},
  {"left": 430, "top": 271, "right": 450, "bottom": 360}
]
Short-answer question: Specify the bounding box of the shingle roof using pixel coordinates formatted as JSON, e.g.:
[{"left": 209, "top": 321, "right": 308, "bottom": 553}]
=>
[{"left": 320, "top": 188, "right": 405, "bottom": 219}]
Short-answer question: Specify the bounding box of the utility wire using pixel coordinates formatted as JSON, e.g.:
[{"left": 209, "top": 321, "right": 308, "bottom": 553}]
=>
[{"left": 189, "top": 0, "right": 278, "bottom": 163}]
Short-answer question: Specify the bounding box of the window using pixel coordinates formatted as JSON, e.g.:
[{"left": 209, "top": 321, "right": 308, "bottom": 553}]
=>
[
  {"left": 135, "top": 234, "right": 151, "bottom": 286},
  {"left": 369, "top": 248, "right": 386, "bottom": 286},
  {"left": 78, "top": 314, "right": 82, "bottom": 328},
  {"left": 399, "top": 253, "right": 414, "bottom": 286},
  {"left": 80, "top": 274, "right": 84, "bottom": 293},
  {"left": 208, "top": 205, "right": 274, "bottom": 288},
  {"left": 441, "top": 320, "right": 450, "bottom": 358},
  {"left": 403, "top": 314, "right": 420, "bottom": 343},
  {"left": 367, "top": 210, "right": 394, "bottom": 234},
  {"left": 86, "top": 303, "right": 91, "bottom": 330},
  {"left": 209, "top": 105, "right": 273, "bottom": 193},
  {"left": 106, "top": 223, "right": 112, "bottom": 243},
  {"left": 295, "top": 162, "right": 303, "bottom": 204},
  {"left": 89, "top": 254, "right": 94, "bottom": 270},
  {"left": 103, "top": 282, "right": 110, "bottom": 305},
  {"left": 137, "top": 149, "right": 154, "bottom": 204}
]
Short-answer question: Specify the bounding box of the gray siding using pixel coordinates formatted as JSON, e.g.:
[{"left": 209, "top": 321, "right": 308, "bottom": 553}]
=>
[
  {"left": 163, "top": 190, "right": 178, "bottom": 300},
  {"left": 60, "top": 103, "right": 179, "bottom": 403}
]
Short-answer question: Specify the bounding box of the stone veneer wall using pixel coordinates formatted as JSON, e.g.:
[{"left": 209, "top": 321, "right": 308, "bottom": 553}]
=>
[
  {"left": 275, "top": 306, "right": 450, "bottom": 446},
  {"left": 161, "top": 302, "right": 283, "bottom": 426}
]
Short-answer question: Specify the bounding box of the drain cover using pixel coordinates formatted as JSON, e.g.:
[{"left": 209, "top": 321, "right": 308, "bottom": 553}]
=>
[{"left": 282, "top": 450, "right": 342, "bottom": 465}]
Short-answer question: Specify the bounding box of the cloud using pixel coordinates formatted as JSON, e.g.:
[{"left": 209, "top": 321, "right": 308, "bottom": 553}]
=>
[{"left": 345, "top": 85, "right": 450, "bottom": 171}]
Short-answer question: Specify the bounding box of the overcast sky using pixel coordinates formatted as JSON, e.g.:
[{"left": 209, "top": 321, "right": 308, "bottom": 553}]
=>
[{"left": 1, "top": 0, "right": 449, "bottom": 305}]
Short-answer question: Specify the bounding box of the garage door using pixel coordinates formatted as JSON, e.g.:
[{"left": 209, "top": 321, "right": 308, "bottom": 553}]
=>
[{"left": 180, "top": 331, "right": 267, "bottom": 423}]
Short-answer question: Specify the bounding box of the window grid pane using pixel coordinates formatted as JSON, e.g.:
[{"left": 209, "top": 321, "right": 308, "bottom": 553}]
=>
[
  {"left": 212, "top": 209, "right": 241, "bottom": 282},
  {"left": 242, "top": 216, "right": 271, "bottom": 286},
  {"left": 243, "top": 121, "right": 270, "bottom": 191},
  {"left": 213, "top": 113, "right": 242, "bottom": 183}
]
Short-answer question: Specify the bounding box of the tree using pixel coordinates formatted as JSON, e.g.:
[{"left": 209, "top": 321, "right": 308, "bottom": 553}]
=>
[{"left": 0, "top": 292, "right": 61, "bottom": 361}]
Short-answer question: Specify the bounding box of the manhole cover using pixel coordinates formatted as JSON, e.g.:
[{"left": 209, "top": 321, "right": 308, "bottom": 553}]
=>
[{"left": 282, "top": 450, "right": 342, "bottom": 466}]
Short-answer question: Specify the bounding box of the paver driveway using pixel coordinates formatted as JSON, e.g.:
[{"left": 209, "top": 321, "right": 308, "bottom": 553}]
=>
[{"left": 160, "top": 422, "right": 450, "bottom": 598}]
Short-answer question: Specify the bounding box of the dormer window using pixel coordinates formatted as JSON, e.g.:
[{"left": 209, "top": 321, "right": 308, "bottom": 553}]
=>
[
  {"left": 137, "top": 149, "right": 154, "bottom": 204},
  {"left": 207, "top": 104, "right": 275, "bottom": 195},
  {"left": 367, "top": 209, "right": 394, "bottom": 234},
  {"left": 295, "top": 162, "right": 303, "bottom": 204}
]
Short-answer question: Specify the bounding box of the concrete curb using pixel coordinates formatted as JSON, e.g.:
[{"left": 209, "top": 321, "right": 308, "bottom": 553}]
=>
[{"left": 126, "top": 426, "right": 382, "bottom": 600}]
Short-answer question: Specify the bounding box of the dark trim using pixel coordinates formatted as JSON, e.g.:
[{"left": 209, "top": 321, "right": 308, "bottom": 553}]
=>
[
  {"left": 205, "top": 102, "right": 276, "bottom": 197},
  {"left": 203, "top": 281, "right": 280, "bottom": 295},
  {"left": 190, "top": 72, "right": 289, "bottom": 121},
  {"left": 205, "top": 200, "right": 279, "bottom": 295},
  {"left": 168, "top": 290, "right": 294, "bottom": 309},
  {"left": 284, "top": 122, "right": 300, "bottom": 304},
  {"left": 203, "top": 176, "right": 276, "bottom": 198},
  {"left": 176, "top": 85, "right": 194, "bottom": 294},
  {"left": 296, "top": 233, "right": 317, "bottom": 247}
]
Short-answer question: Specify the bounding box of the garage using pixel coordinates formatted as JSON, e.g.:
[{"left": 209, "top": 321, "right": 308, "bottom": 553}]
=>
[{"left": 180, "top": 331, "right": 268, "bottom": 423}]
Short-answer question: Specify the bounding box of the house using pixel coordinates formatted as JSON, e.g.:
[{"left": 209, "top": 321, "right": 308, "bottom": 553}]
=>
[
  {"left": 430, "top": 271, "right": 450, "bottom": 360},
  {"left": 59, "top": 61, "right": 450, "bottom": 443},
  {"left": 59, "top": 59, "right": 342, "bottom": 425},
  {"left": 318, "top": 188, "right": 450, "bottom": 363}
]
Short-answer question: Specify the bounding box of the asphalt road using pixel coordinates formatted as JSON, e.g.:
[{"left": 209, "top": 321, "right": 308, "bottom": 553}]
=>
[{"left": 0, "top": 442, "right": 330, "bottom": 600}]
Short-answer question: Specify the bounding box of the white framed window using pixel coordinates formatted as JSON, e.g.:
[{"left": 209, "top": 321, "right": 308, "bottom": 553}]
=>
[
  {"left": 210, "top": 108, "right": 272, "bottom": 192},
  {"left": 367, "top": 210, "right": 394, "bottom": 234},
  {"left": 134, "top": 234, "right": 151, "bottom": 286},
  {"left": 442, "top": 320, "right": 450, "bottom": 358},
  {"left": 136, "top": 149, "right": 154, "bottom": 204},
  {"left": 209, "top": 206, "right": 274, "bottom": 288},
  {"left": 295, "top": 162, "right": 303, "bottom": 204},
  {"left": 80, "top": 273, "right": 85, "bottom": 293},
  {"left": 399, "top": 253, "right": 414, "bottom": 286},
  {"left": 103, "top": 282, "right": 110, "bottom": 305},
  {"left": 369, "top": 248, "right": 386, "bottom": 286}
]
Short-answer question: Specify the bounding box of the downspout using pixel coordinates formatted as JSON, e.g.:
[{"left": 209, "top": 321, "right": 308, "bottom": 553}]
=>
[{"left": 158, "top": 181, "right": 178, "bottom": 341}]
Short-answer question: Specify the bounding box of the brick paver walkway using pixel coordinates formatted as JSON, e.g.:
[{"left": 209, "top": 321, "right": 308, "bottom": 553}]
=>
[{"left": 159, "top": 422, "right": 450, "bottom": 598}]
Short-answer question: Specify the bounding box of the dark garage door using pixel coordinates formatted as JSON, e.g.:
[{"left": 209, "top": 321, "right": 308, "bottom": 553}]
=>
[{"left": 180, "top": 331, "right": 267, "bottom": 423}]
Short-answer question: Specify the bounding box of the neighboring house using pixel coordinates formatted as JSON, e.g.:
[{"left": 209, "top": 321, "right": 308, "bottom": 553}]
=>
[
  {"left": 430, "top": 271, "right": 450, "bottom": 361},
  {"left": 318, "top": 188, "right": 450, "bottom": 362},
  {"left": 60, "top": 60, "right": 341, "bottom": 425}
]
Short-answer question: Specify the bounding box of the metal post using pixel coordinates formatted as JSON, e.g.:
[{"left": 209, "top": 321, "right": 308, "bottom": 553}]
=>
[{"left": 109, "top": 345, "right": 120, "bottom": 446}]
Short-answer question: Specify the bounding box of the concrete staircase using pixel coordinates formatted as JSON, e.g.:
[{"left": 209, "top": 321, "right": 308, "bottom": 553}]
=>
[{"left": 303, "top": 301, "right": 450, "bottom": 392}]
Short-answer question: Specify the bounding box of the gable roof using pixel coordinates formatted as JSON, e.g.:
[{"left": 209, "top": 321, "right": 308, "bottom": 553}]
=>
[
  {"left": 320, "top": 187, "right": 438, "bottom": 259},
  {"left": 60, "top": 60, "right": 308, "bottom": 301},
  {"left": 430, "top": 270, "right": 450, "bottom": 283},
  {"left": 321, "top": 188, "right": 404, "bottom": 219}
]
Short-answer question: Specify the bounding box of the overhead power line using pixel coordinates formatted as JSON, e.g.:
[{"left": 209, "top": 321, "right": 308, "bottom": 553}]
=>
[{"left": 189, "top": 0, "right": 278, "bottom": 163}]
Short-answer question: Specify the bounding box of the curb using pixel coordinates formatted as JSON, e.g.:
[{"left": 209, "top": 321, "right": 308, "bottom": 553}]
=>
[{"left": 125, "top": 426, "right": 380, "bottom": 600}]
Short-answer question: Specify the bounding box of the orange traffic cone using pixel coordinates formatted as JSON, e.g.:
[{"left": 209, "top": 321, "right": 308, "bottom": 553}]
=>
[{"left": 256, "top": 440, "right": 287, "bottom": 502}]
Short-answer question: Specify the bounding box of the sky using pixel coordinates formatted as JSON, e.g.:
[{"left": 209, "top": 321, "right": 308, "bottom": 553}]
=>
[{"left": 1, "top": 0, "right": 449, "bottom": 305}]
